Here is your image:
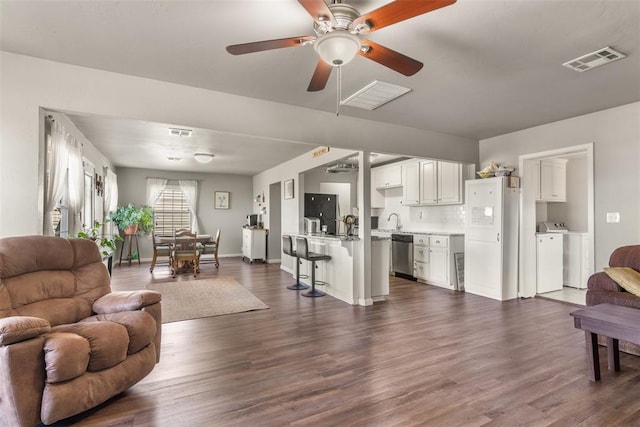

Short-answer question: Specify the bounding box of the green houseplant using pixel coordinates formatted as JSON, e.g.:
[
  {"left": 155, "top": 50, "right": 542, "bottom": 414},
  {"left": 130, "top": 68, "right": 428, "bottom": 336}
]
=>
[
  {"left": 110, "top": 204, "right": 154, "bottom": 235},
  {"left": 74, "top": 219, "right": 122, "bottom": 257}
]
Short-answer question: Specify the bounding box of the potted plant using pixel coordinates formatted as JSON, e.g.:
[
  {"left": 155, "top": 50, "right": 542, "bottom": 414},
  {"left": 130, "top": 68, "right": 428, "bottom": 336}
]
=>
[
  {"left": 74, "top": 219, "right": 122, "bottom": 257},
  {"left": 110, "top": 204, "right": 154, "bottom": 235}
]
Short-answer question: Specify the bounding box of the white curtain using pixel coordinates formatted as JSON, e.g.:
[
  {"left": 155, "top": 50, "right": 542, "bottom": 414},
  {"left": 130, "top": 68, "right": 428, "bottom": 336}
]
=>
[
  {"left": 104, "top": 168, "right": 119, "bottom": 236},
  {"left": 67, "top": 135, "right": 84, "bottom": 235},
  {"left": 44, "top": 120, "right": 70, "bottom": 235},
  {"left": 104, "top": 168, "right": 119, "bottom": 215},
  {"left": 179, "top": 179, "right": 199, "bottom": 233},
  {"left": 146, "top": 178, "right": 167, "bottom": 207}
]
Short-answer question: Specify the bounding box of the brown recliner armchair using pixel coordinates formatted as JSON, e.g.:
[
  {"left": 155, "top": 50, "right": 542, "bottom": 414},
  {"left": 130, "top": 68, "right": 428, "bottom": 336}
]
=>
[
  {"left": 586, "top": 245, "right": 640, "bottom": 356},
  {"left": 0, "top": 236, "right": 162, "bottom": 426}
]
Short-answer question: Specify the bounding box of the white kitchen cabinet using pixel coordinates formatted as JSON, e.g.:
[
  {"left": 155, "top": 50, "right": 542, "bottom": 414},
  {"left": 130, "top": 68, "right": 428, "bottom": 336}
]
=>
[
  {"left": 374, "top": 163, "right": 402, "bottom": 189},
  {"left": 242, "top": 228, "right": 267, "bottom": 263},
  {"left": 413, "top": 234, "right": 464, "bottom": 290},
  {"left": 420, "top": 160, "right": 463, "bottom": 205},
  {"left": 402, "top": 160, "right": 421, "bottom": 206},
  {"left": 536, "top": 159, "right": 567, "bottom": 202},
  {"left": 437, "top": 161, "right": 463, "bottom": 204},
  {"left": 563, "top": 232, "right": 589, "bottom": 289},
  {"left": 419, "top": 160, "right": 438, "bottom": 204}
]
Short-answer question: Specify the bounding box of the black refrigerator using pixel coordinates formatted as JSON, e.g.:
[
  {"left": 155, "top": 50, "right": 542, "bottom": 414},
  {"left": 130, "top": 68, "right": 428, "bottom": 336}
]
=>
[{"left": 304, "top": 193, "right": 338, "bottom": 235}]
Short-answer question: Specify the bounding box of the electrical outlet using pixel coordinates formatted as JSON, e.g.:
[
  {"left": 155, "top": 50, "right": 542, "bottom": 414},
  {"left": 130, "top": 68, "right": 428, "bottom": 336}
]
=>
[{"left": 606, "top": 212, "right": 620, "bottom": 223}]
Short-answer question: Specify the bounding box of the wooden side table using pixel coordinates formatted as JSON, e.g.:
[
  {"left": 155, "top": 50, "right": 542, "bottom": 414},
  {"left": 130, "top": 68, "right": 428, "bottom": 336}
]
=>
[
  {"left": 570, "top": 303, "right": 640, "bottom": 381},
  {"left": 119, "top": 233, "right": 140, "bottom": 266}
]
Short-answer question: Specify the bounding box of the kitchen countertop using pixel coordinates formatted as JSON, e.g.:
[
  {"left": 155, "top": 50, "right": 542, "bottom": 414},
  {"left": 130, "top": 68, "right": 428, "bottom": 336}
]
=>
[
  {"left": 291, "top": 233, "right": 391, "bottom": 241},
  {"left": 373, "top": 229, "right": 464, "bottom": 237},
  {"left": 294, "top": 233, "right": 360, "bottom": 241}
]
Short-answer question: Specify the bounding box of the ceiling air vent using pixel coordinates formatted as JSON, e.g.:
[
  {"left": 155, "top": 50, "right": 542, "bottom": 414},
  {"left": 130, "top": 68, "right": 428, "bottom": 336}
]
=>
[
  {"left": 169, "top": 128, "right": 192, "bottom": 137},
  {"left": 341, "top": 81, "right": 411, "bottom": 110},
  {"left": 562, "top": 47, "right": 626, "bottom": 72}
]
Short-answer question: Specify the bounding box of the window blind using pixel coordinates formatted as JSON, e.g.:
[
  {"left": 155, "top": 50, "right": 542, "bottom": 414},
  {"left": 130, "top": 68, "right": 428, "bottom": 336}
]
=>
[{"left": 154, "top": 185, "right": 191, "bottom": 235}]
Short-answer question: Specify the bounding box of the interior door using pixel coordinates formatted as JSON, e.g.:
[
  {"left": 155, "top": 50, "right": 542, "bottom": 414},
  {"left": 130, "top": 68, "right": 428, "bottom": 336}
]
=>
[{"left": 464, "top": 178, "right": 504, "bottom": 299}]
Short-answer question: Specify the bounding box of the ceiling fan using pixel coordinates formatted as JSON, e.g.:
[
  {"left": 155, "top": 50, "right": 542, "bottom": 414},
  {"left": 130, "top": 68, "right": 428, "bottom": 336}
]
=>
[{"left": 226, "top": 0, "right": 457, "bottom": 92}]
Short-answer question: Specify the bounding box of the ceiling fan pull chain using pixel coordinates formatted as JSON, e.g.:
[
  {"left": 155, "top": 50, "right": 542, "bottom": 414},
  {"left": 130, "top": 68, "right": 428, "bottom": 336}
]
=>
[{"left": 336, "top": 65, "right": 341, "bottom": 116}]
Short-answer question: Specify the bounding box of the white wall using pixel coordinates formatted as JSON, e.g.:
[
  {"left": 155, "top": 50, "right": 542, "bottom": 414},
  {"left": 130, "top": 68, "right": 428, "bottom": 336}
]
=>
[
  {"left": 480, "top": 102, "right": 640, "bottom": 269},
  {"left": 0, "top": 52, "right": 478, "bottom": 237},
  {"left": 116, "top": 167, "right": 252, "bottom": 260}
]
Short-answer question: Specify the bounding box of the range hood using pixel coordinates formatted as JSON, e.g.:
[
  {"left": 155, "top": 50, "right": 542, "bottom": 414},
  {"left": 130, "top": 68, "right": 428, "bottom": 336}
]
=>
[{"left": 325, "top": 163, "right": 358, "bottom": 173}]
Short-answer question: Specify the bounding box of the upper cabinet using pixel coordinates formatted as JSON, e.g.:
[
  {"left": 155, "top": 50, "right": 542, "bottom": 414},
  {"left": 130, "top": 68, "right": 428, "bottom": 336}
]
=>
[
  {"left": 401, "top": 159, "right": 464, "bottom": 206},
  {"left": 374, "top": 163, "right": 403, "bottom": 189},
  {"left": 420, "top": 160, "right": 463, "bottom": 205},
  {"left": 536, "top": 159, "right": 567, "bottom": 202},
  {"left": 402, "top": 160, "right": 421, "bottom": 206}
]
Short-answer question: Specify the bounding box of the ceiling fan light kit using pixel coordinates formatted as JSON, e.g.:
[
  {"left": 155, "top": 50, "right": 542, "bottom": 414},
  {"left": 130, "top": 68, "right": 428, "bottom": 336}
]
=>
[
  {"left": 226, "top": 0, "right": 457, "bottom": 93},
  {"left": 314, "top": 31, "right": 360, "bottom": 66}
]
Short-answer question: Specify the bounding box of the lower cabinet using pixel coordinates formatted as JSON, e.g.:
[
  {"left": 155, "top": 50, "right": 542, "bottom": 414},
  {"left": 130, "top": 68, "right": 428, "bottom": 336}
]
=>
[
  {"left": 242, "top": 228, "right": 267, "bottom": 263},
  {"left": 414, "top": 234, "right": 464, "bottom": 290}
]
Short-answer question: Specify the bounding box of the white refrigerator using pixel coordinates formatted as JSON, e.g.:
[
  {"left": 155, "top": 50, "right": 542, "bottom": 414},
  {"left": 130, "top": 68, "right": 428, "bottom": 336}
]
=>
[{"left": 464, "top": 177, "right": 519, "bottom": 301}]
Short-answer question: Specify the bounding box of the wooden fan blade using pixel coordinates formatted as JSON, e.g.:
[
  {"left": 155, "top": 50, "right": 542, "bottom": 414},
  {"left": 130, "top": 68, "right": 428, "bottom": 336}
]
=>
[
  {"left": 359, "top": 40, "right": 423, "bottom": 76},
  {"left": 298, "top": 0, "right": 337, "bottom": 26},
  {"left": 307, "top": 59, "right": 333, "bottom": 92},
  {"left": 353, "top": 0, "right": 457, "bottom": 34},
  {"left": 226, "top": 36, "right": 315, "bottom": 55}
]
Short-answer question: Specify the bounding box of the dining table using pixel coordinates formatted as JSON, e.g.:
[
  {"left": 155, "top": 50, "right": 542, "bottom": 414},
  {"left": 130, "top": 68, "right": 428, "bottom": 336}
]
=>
[{"left": 156, "top": 234, "right": 213, "bottom": 245}]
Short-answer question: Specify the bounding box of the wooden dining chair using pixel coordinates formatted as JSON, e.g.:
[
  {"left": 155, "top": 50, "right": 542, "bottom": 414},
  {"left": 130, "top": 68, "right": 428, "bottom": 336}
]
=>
[
  {"left": 150, "top": 232, "right": 172, "bottom": 273},
  {"left": 171, "top": 229, "right": 199, "bottom": 277},
  {"left": 200, "top": 229, "right": 221, "bottom": 268}
]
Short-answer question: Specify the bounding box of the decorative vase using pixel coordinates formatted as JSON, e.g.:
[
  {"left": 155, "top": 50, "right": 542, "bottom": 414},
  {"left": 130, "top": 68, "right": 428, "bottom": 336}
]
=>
[{"left": 124, "top": 224, "right": 138, "bottom": 235}]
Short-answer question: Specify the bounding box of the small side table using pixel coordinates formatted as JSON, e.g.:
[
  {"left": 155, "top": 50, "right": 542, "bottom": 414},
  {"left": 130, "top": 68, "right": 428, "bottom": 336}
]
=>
[{"left": 119, "top": 233, "right": 140, "bottom": 266}]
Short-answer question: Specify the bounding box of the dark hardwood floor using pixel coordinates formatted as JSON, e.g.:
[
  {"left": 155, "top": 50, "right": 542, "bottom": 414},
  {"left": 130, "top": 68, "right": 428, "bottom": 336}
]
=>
[{"left": 55, "top": 258, "right": 640, "bottom": 426}]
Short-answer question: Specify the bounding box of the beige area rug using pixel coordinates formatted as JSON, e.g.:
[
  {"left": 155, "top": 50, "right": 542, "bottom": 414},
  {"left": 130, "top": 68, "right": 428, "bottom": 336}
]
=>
[{"left": 147, "top": 278, "right": 269, "bottom": 323}]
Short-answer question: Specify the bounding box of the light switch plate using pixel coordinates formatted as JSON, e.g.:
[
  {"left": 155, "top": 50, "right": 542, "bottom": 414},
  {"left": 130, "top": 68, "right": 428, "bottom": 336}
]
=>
[{"left": 606, "top": 212, "right": 620, "bottom": 223}]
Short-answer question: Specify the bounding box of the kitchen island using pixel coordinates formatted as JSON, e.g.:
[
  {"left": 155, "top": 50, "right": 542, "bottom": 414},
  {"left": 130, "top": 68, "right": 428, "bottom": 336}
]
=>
[{"left": 285, "top": 234, "right": 390, "bottom": 305}]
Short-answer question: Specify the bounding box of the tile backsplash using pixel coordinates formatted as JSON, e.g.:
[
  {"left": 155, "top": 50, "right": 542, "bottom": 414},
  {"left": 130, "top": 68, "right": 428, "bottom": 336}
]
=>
[{"left": 373, "top": 189, "right": 466, "bottom": 232}]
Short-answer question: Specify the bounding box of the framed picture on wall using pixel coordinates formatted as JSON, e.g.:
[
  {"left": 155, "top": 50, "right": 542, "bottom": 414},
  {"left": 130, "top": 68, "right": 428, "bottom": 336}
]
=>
[
  {"left": 215, "top": 191, "right": 230, "bottom": 209},
  {"left": 284, "top": 179, "right": 294, "bottom": 200}
]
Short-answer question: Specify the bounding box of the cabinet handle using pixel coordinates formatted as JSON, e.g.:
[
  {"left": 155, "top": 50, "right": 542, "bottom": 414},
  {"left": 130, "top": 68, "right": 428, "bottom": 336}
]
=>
[{"left": 497, "top": 233, "right": 500, "bottom": 242}]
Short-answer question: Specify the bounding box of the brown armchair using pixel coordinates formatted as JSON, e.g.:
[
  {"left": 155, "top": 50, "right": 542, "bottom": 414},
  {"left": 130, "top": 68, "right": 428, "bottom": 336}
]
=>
[
  {"left": 587, "top": 245, "right": 640, "bottom": 356},
  {"left": 0, "top": 236, "right": 162, "bottom": 426}
]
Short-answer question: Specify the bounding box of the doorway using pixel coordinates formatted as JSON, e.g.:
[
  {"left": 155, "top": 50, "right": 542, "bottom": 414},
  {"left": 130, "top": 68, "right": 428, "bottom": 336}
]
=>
[{"left": 518, "top": 143, "right": 594, "bottom": 303}]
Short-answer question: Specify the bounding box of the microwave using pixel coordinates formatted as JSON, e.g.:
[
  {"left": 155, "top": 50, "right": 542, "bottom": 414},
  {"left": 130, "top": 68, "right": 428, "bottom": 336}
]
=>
[{"left": 247, "top": 214, "right": 258, "bottom": 227}]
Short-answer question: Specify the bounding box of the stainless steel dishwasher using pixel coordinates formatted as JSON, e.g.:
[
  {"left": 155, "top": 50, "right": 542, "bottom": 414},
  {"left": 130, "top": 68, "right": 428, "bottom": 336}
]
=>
[{"left": 391, "top": 234, "right": 415, "bottom": 280}]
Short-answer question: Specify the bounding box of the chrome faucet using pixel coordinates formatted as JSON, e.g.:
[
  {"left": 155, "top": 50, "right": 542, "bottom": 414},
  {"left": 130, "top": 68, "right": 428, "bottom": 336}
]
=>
[{"left": 387, "top": 212, "right": 402, "bottom": 231}]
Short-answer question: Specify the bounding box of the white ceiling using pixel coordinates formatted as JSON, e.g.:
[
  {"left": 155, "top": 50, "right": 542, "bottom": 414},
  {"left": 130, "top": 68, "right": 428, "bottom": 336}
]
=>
[{"left": 2, "top": 0, "right": 639, "bottom": 174}]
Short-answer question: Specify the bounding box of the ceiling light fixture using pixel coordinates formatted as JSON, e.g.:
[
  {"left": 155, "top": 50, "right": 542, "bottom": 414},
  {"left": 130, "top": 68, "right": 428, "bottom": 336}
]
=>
[
  {"left": 193, "top": 153, "right": 215, "bottom": 163},
  {"left": 169, "top": 128, "right": 192, "bottom": 137},
  {"left": 314, "top": 31, "right": 361, "bottom": 66}
]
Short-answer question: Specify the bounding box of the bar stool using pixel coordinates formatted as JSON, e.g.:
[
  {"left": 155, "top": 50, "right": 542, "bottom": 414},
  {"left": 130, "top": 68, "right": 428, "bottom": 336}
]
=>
[
  {"left": 282, "top": 235, "right": 309, "bottom": 290},
  {"left": 295, "top": 237, "right": 331, "bottom": 298}
]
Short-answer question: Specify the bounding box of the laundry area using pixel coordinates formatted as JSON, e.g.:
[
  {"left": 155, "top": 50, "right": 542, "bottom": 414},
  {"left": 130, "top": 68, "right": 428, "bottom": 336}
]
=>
[{"left": 533, "top": 154, "right": 591, "bottom": 304}]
